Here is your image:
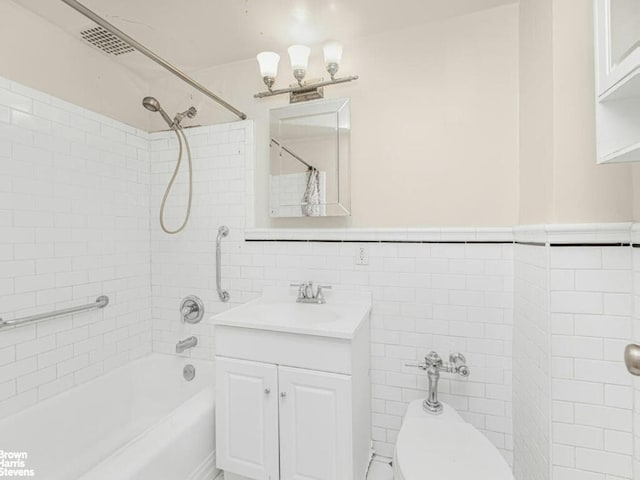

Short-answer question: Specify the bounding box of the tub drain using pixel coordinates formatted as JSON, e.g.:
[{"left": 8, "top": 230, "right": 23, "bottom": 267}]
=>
[{"left": 183, "top": 364, "right": 196, "bottom": 381}]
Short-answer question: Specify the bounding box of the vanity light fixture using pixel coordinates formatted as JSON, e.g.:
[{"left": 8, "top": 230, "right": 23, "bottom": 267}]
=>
[{"left": 255, "top": 41, "right": 358, "bottom": 103}]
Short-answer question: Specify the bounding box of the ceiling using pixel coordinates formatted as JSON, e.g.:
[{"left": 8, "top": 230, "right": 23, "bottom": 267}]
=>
[{"left": 12, "top": 0, "right": 516, "bottom": 81}]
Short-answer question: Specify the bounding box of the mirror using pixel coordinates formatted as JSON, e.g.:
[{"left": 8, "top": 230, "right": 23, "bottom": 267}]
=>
[{"left": 269, "top": 98, "right": 351, "bottom": 217}]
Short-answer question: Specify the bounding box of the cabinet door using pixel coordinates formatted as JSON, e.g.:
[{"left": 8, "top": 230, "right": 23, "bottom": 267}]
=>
[
  {"left": 216, "top": 357, "right": 279, "bottom": 480},
  {"left": 595, "top": 0, "right": 640, "bottom": 96},
  {"left": 278, "top": 366, "right": 352, "bottom": 480}
]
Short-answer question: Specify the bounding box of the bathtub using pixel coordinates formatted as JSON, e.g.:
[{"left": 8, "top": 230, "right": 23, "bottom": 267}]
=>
[{"left": 0, "top": 353, "right": 217, "bottom": 480}]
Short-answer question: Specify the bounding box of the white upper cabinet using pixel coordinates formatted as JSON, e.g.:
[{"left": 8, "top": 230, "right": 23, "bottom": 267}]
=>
[
  {"left": 594, "top": 0, "right": 640, "bottom": 162},
  {"left": 596, "top": 0, "right": 640, "bottom": 97}
]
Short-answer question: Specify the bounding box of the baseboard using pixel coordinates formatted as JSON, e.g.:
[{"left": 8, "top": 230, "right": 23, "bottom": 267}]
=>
[{"left": 187, "top": 450, "right": 219, "bottom": 480}]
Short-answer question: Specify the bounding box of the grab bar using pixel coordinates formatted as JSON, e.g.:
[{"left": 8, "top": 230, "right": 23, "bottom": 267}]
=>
[
  {"left": 0, "top": 295, "right": 109, "bottom": 329},
  {"left": 216, "top": 226, "right": 230, "bottom": 302}
]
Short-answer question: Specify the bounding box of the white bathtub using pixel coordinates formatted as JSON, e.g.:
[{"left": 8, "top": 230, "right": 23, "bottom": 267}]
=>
[{"left": 0, "top": 353, "right": 217, "bottom": 480}]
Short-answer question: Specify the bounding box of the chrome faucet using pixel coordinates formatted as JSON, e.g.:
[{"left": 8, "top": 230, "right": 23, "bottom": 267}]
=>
[
  {"left": 407, "top": 351, "right": 470, "bottom": 414},
  {"left": 290, "top": 281, "right": 332, "bottom": 304},
  {"left": 176, "top": 336, "right": 198, "bottom": 354}
]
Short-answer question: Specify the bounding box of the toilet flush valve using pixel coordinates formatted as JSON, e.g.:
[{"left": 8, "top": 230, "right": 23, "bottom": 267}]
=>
[{"left": 406, "top": 351, "right": 470, "bottom": 414}]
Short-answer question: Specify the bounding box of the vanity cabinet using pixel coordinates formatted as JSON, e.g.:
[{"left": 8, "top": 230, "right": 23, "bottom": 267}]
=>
[
  {"left": 594, "top": 0, "right": 640, "bottom": 162},
  {"left": 216, "top": 358, "right": 354, "bottom": 480},
  {"left": 215, "top": 358, "right": 280, "bottom": 479},
  {"left": 212, "top": 288, "right": 372, "bottom": 480}
]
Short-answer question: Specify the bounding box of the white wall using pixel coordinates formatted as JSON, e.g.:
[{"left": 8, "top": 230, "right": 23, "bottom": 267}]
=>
[
  {"left": 549, "top": 245, "right": 633, "bottom": 479},
  {"left": 518, "top": 0, "right": 634, "bottom": 225},
  {"left": 0, "top": 1, "right": 151, "bottom": 132},
  {"left": 149, "top": 122, "right": 254, "bottom": 358},
  {"left": 513, "top": 242, "right": 551, "bottom": 480},
  {"left": 145, "top": 118, "right": 516, "bottom": 462},
  {"left": 633, "top": 241, "right": 640, "bottom": 477},
  {"left": 149, "top": 5, "right": 520, "bottom": 229},
  {"left": 0, "top": 76, "right": 152, "bottom": 419}
]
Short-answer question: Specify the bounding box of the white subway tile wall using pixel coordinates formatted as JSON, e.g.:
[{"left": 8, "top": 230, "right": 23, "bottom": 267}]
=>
[
  {"left": 2, "top": 77, "right": 639, "bottom": 479},
  {"left": 0, "top": 77, "right": 152, "bottom": 419},
  {"left": 149, "top": 122, "right": 254, "bottom": 359},
  {"left": 633, "top": 247, "right": 640, "bottom": 479},
  {"left": 148, "top": 123, "right": 515, "bottom": 462},
  {"left": 211, "top": 240, "right": 515, "bottom": 461},
  {"left": 513, "top": 244, "right": 551, "bottom": 480},
  {"left": 550, "top": 247, "right": 634, "bottom": 480}
]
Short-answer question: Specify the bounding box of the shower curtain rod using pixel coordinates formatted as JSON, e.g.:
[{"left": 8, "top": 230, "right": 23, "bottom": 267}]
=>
[
  {"left": 60, "top": 0, "right": 247, "bottom": 121},
  {"left": 270, "top": 138, "right": 315, "bottom": 170}
]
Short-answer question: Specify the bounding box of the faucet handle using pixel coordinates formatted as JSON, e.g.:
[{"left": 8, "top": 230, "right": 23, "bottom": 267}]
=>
[
  {"left": 316, "top": 285, "right": 332, "bottom": 301},
  {"left": 290, "top": 283, "right": 308, "bottom": 298}
]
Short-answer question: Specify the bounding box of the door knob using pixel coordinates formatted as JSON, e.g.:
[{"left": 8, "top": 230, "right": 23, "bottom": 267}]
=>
[
  {"left": 265, "top": 388, "right": 271, "bottom": 394},
  {"left": 624, "top": 344, "right": 640, "bottom": 375},
  {"left": 280, "top": 392, "right": 287, "bottom": 398}
]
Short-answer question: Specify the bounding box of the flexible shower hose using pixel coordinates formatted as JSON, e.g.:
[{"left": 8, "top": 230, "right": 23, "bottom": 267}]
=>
[{"left": 159, "top": 125, "right": 192, "bottom": 234}]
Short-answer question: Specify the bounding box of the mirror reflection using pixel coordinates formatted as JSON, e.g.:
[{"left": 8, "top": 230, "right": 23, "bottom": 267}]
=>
[{"left": 269, "top": 98, "right": 351, "bottom": 217}]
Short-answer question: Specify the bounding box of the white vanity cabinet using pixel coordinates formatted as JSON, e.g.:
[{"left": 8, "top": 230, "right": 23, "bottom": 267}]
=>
[
  {"left": 216, "top": 358, "right": 355, "bottom": 480},
  {"left": 212, "top": 289, "right": 372, "bottom": 480},
  {"left": 594, "top": 0, "right": 640, "bottom": 162}
]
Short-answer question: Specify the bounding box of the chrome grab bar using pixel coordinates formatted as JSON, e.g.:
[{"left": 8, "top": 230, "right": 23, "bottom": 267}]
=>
[
  {"left": 216, "top": 226, "right": 230, "bottom": 302},
  {"left": 0, "top": 296, "right": 109, "bottom": 329}
]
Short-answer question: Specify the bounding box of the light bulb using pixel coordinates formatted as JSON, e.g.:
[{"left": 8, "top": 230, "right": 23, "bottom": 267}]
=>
[
  {"left": 288, "top": 45, "right": 311, "bottom": 70},
  {"left": 323, "top": 41, "right": 343, "bottom": 80},
  {"left": 256, "top": 51, "right": 280, "bottom": 78},
  {"left": 323, "top": 41, "right": 343, "bottom": 65}
]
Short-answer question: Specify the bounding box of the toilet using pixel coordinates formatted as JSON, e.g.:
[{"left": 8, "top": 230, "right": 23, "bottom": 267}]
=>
[{"left": 393, "top": 400, "right": 514, "bottom": 480}]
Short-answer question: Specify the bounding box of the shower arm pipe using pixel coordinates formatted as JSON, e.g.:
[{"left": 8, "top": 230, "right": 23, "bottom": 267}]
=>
[
  {"left": 270, "top": 138, "right": 315, "bottom": 170},
  {"left": 59, "top": 0, "right": 247, "bottom": 121},
  {"left": 216, "top": 226, "right": 230, "bottom": 303}
]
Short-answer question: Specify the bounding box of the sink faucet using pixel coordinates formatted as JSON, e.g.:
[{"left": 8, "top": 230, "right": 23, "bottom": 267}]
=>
[
  {"left": 406, "top": 352, "right": 470, "bottom": 414},
  {"left": 176, "top": 336, "right": 198, "bottom": 354},
  {"left": 290, "top": 281, "right": 332, "bottom": 304}
]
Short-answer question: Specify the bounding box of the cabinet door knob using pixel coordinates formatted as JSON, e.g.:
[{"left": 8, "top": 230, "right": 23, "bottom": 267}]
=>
[
  {"left": 280, "top": 391, "right": 287, "bottom": 398},
  {"left": 265, "top": 388, "right": 271, "bottom": 394}
]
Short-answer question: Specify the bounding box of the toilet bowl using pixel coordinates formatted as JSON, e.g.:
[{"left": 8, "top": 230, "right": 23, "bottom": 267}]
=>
[{"left": 393, "top": 400, "right": 513, "bottom": 480}]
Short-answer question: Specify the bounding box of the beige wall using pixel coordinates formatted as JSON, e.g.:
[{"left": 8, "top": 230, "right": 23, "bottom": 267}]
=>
[
  {"left": 519, "top": 0, "right": 633, "bottom": 225},
  {"left": 4, "top": 0, "right": 636, "bottom": 227},
  {"left": 0, "top": 1, "right": 150, "bottom": 131},
  {"left": 149, "top": 5, "right": 520, "bottom": 228},
  {"left": 551, "top": 0, "right": 632, "bottom": 223},
  {"left": 518, "top": 0, "right": 554, "bottom": 224}
]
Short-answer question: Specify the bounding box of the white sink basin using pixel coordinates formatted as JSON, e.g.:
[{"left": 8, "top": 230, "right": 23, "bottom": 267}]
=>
[{"left": 212, "top": 288, "right": 371, "bottom": 339}]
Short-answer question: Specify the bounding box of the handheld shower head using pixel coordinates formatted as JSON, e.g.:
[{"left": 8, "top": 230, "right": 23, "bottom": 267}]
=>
[{"left": 142, "top": 96, "right": 173, "bottom": 127}]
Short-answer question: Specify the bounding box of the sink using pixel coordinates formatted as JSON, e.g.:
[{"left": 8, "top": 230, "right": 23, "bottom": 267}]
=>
[
  {"left": 241, "top": 303, "right": 339, "bottom": 323},
  {"left": 212, "top": 287, "right": 371, "bottom": 340}
]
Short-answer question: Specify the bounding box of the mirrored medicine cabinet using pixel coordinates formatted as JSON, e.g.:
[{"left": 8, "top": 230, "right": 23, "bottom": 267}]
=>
[{"left": 269, "top": 98, "right": 351, "bottom": 217}]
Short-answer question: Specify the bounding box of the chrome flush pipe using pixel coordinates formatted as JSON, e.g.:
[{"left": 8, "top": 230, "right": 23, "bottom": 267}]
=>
[{"left": 406, "top": 351, "right": 470, "bottom": 414}]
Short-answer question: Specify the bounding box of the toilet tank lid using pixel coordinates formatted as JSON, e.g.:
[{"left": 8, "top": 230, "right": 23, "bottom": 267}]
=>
[{"left": 395, "top": 417, "right": 513, "bottom": 480}]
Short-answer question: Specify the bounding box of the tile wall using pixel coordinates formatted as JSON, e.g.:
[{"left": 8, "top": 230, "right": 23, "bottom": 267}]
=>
[
  {"left": 513, "top": 243, "right": 551, "bottom": 479},
  {"left": 0, "top": 76, "right": 152, "bottom": 419},
  {"left": 148, "top": 126, "right": 515, "bottom": 461},
  {"left": 2, "top": 76, "right": 639, "bottom": 479},
  {"left": 549, "top": 246, "right": 633, "bottom": 479},
  {"left": 149, "top": 121, "right": 254, "bottom": 358}
]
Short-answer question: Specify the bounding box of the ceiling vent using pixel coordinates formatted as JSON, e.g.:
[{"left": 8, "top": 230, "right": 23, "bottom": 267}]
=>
[{"left": 80, "top": 26, "right": 134, "bottom": 56}]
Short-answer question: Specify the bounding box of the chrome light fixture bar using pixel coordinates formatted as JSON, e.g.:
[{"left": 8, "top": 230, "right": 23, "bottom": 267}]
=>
[
  {"left": 254, "top": 41, "right": 358, "bottom": 103},
  {"left": 59, "top": 0, "right": 247, "bottom": 120}
]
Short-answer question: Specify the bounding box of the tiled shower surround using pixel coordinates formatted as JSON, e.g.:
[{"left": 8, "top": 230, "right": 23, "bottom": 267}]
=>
[
  {"left": 0, "top": 78, "right": 152, "bottom": 418},
  {"left": 2, "top": 78, "right": 640, "bottom": 479}
]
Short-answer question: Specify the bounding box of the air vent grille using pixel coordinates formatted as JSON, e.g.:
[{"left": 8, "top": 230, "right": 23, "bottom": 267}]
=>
[{"left": 80, "top": 26, "right": 134, "bottom": 56}]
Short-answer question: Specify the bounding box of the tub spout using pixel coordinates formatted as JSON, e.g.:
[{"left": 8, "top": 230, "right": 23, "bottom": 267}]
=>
[{"left": 176, "top": 336, "right": 198, "bottom": 354}]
